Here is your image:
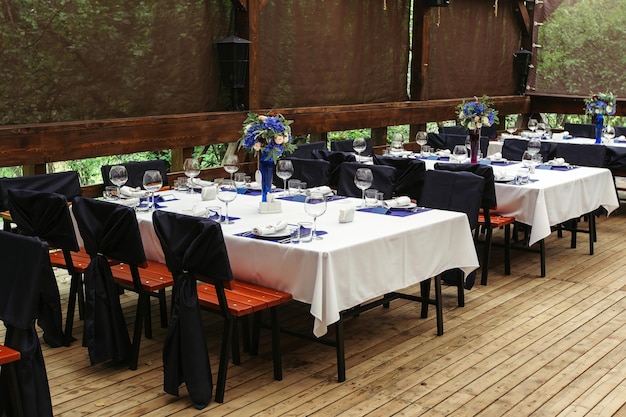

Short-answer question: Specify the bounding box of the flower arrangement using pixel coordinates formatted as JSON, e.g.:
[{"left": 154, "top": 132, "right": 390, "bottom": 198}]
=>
[
  {"left": 238, "top": 112, "right": 296, "bottom": 163},
  {"left": 456, "top": 95, "right": 499, "bottom": 131},
  {"left": 585, "top": 92, "right": 616, "bottom": 117}
]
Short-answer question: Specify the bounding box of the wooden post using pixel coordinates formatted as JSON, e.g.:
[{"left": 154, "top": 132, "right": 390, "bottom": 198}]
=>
[{"left": 410, "top": 1, "right": 429, "bottom": 141}]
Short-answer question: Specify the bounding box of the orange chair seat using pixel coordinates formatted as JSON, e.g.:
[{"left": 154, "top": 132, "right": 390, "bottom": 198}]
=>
[
  {"left": 0, "top": 344, "right": 20, "bottom": 365},
  {"left": 197, "top": 281, "right": 292, "bottom": 317}
]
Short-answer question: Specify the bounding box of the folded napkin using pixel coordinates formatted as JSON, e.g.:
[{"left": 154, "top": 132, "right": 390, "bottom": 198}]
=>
[
  {"left": 194, "top": 179, "right": 213, "bottom": 187},
  {"left": 308, "top": 186, "right": 333, "bottom": 196},
  {"left": 252, "top": 220, "right": 288, "bottom": 236},
  {"left": 383, "top": 196, "right": 411, "bottom": 208},
  {"left": 436, "top": 149, "right": 451, "bottom": 157},
  {"left": 548, "top": 157, "right": 566, "bottom": 166},
  {"left": 488, "top": 152, "right": 504, "bottom": 161},
  {"left": 120, "top": 186, "right": 148, "bottom": 198},
  {"left": 115, "top": 197, "right": 140, "bottom": 208}
]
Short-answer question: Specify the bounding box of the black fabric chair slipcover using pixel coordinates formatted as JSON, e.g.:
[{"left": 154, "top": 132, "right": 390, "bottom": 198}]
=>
[
  {"left": 426, "top": 133, "right": 490, "bottom": 157},
  {"left": 501, "top": 138, "right": 557, "bottom": 161},
  {"left": 606, "top": 146, "right": 626, "bottom": 171},
  {"left": 284, "top": 157, "right": 331, "bottom": 188},
  {"left": 434, "top": 163, "right": 496, "bottom": 209},
  {"left": 153, "top": 210, "right": 235, "bottom": 409},
  {"left": 72, "top": 197, "right": 147, "bottom": 365},
  {"left": 0, "top": 170, "right": 81, "bottom": 211},
  {"left": 312, "top": 149, "right": 357, "bottom": 186},
  {"left": 101, "top": 159, "right": 169, "bottom": 188},
  {"left": 290, "top": 141, "right": 328, "bottom": 159},
  {"left": 564, "top": 122, "right": 596, "bottom": 138},
  {"left": 419, "top": 170, "right": 484, "bottom": 290},
  {"left": 336, "top": 162, "right": 397, "bottom": 199},
  {"left": 441, "top": 125, "right": 497, "bottom": 139},
  {"left": 554, "top": 143, "right": 608, "bottom": 167},
  {"left": 0, "top": 232, "right": 54, "bottom": 417},
  {"left": 615, "top": 126, "right": 626, "bottom": 137},
  {"left": 375, "top": 156, "right": 426, "bottom": 200},
  {"left": 330, "top": 137, "right": 373, "bottom": 156}
]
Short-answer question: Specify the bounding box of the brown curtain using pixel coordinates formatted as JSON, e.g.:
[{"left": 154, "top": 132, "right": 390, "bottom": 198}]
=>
[
  {"left": 258, "top": 0, "right": 411, "bottom": 108},
  {"left": 426, "top": 0, "right": 521, "bottom": 99}
]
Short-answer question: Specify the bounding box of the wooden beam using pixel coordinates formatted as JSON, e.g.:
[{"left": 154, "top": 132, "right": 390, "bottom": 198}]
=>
[
  {"left": 247, "top": 0, "right": 260, "bottom": 110},
  {"left": 513, "top": 0, "right": 531, "bottom": 37}
]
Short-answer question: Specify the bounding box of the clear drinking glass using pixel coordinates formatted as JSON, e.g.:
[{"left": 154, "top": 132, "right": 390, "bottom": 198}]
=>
[
  {"left": 415, "top": 131, "right": 428, "bottom": 154},
  {"left": 304, "top": 192, "right": 327, "bottom": 240},
  {"left": 353, "top": 137, "right": 367, "bottom": 161},
  {"left": 217, "top": 179, "right": 237, "bottom": 224},
  {"left": 527, "top": 118, "right": 538, "bottom": 132},
  {"left": 183, "top": 158, "right": 201, "bottom": 192},
  {"left": 604, "top": 125, "right": 616, "bottom": 142},
  {"left": 536, "top": 122, "right": 546, "bottom": 137},
  {"left": 276, "top": 159, "right": 294, "bottom": 195},
  {"left": 527, "top": 137, "right": 541, "bottom": 156},
  {"left": 452, "top": 145, "right": 468, "bottom": 163},
  {"left": 109, "top": 165, "right": 128, "bottom": 198},
  {"left": 506, "top": 119, "right": 517, "bottom": 135},
  {"left": 354, "top": 167, "right": 373, "bottom": 208},
  {"left": 223, "top": 155, "right": 240, "bottom": 180},
  {"left": 142, "top": 170, "right": 163, "bottom": 212}
]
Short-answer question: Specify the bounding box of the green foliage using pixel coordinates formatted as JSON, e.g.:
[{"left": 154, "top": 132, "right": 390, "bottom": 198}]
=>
[{"left": 536, "top": 0, "right": 626, "bottom": 96}]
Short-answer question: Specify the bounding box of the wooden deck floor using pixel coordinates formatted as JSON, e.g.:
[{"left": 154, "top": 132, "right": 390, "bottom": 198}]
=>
[{"left": 3, "top": 205, "right": 626, "bottom": 416}]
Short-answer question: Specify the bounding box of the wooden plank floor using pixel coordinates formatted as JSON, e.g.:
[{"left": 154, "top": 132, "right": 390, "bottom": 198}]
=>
[{"left": 3, "top": 206, "right": 626, "bottom": 416}]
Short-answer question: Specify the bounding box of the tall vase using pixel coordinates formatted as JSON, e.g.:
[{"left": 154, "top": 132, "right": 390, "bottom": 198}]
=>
[
  {"left": 595, "top": 113, "right": 604, "bottom": 144},
  {"left": 469, "top": 128, "right": 481, "bottom": 164},
  {"left": 260, "top": 159, "right": 275, "bottom": 202}
]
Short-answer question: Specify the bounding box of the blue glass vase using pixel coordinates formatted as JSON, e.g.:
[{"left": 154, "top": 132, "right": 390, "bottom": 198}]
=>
[
  {"left": 595, "top": 114, "right": 604, "bottom": 144},
  {"left": 260, "top": 159, "right": 275, "bottom": 202}
]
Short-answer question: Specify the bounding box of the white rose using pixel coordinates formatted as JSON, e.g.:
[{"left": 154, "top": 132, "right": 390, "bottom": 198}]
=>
[
  {"left": 482, "top": 116, "right": 491, "bottom": 126},
  {"left": 253, "top": 142, "right": 261, "bottom": 151},
  {"left": 258, "top": 115, "right": 267, "bottom": 122},
  {"left": 274, "top": 135, "right": 284, "bottom": 145}
]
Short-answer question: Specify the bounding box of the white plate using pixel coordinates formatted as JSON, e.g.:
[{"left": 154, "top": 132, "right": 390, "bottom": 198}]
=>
[
  {"left": 390, "top": 202, "right": 417, "bottom": 210},
  {"left": 247, "top": 183, "right": 277, "bottom": 191},
  {"left": 494, "top": 176, "right": 516, "bottom": 183}
]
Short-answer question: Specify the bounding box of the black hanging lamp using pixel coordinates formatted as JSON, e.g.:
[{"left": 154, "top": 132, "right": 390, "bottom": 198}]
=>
[{"left": 216, "top": 35, "right": 251, "bottom": 111}]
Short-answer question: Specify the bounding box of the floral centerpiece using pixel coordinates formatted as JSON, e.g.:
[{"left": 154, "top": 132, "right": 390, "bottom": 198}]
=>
[
  {"left": 456, "top": 95, "right": 499, "bottom": 163},
  {"left": 584, "top": 92, "right": 616, "bottom": 143},
  {"left": 238, "top": 112, "right": 296, "bottom": 202}
]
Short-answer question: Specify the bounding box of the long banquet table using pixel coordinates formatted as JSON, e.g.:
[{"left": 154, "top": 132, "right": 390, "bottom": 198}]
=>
[{"left": 134, "top": 190, "right": 479, "bottom": 338}]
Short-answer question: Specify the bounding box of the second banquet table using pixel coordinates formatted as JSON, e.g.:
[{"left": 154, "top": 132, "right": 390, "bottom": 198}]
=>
[{"left": 134, "top": 190, "right": 479, "bottom": 337}]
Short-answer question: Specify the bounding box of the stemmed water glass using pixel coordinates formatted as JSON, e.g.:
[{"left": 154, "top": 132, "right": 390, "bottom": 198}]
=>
[
  {"left": 452, "top": 144, "right": 468, "bottom": 163},
  {"left": 415, "top": 131, "right": 428, "bottom": 155},
  {"left": 536, "top": 122, "right": 546, "bottom": 137},
  {"left": 304, "top": 192, "right": 327, "bottom": 240},
  {"left": 276, "top": 159, "right": 294, "bottom": 195},
  {"left": 527, "top": 137, "right": 541, "bottom": 156},
  {"left": 603, "top": 125, "right": 616, "bottom": 142},
  {"left": 183, "top": 158, "right": 200, "bottom": 192},
  {"left": 142, "top": 170, "right": 163, "bottom": 212},
  {"left": 223, "top": 155, "right": 240, "bottom": 180},
  {"left": 527, "top": 118, "right": 538, "bottom": 133},
  {"left": 217, "top": 179, "right": 237, "bottom": 224},
  {"left": 506, "top": 119, "right": 517, "bottom": 135},
  {"left": 109, "top": 165, "right": 128, "bottom": 198},
  {"left": 353, "top": 137, "right": 367, "bottom": 161},
  {"left": 354, "top": 167, "right": 373, "bottom": 208}
]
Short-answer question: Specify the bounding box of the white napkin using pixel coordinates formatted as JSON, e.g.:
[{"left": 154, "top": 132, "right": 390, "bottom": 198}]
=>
[
  {"left": 549, "top": 157, "right": 566, "bottom": 166},
  {"left": 489, "top": 152, "right": 503, "bottom": 161},
  {"left": 308, "top": 186, "right": 333, "bottom": 196},
  {"left": 194, "top": 179, "right": 213, "bottom": 187},
  {"left": 115, "top": 197, "right": 139, "bottom": 208},
  {"left": 252, "top": 220, "right": 288, "bottom": 236},
  {"left": 120, "top": 186, "right": 148, "bottom": 198},
  {"left": 437, "top": 149, "right": 451, "bottom": 157},
  {"left": 383, "top": 196, "right": 411, "bottom": 208}
]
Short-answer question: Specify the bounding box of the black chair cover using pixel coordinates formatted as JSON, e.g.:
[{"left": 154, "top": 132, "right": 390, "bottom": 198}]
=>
[
  {"left": 606, "top": 146, "right": 626, "bottom": 171},
  {"left": 0, "top": 170, "right": 81, "bottom": 211},
  {"left": 153, "top": 210, "right": 234, "bottom": 409},
  {"left": 290, "top": 141, "right": 328, "bottom": 159},
  {"left": 312, "top": 149, "right": 357, "bottom": 186},
  {"left": 0, "top": 232, "right": 54, "bottom": 417},
  {"left": 419, "top": 170, "right": 484, "bottom": 289},
  {"left": 283, "top": 157, "right": 331, "bottom": 188},
  {"left": 336, "top": 162, "right": 397, "bottom": 199},
  {"left": 101, "top": 160, "right": 169, "bottom": 188},
  {"left": 440, "top": 125, "right": 497, "bottom": 139},
  {"left": 434, "top": 163, "right": 496, "bottom": 209},
  {"left": 501, "top": 138, "right": 557, "bottom": 161},
  {"left": 72, "top": 197, "right": 147, "bottom": 365},
  {"left": 330, "top": 137, "right": 373, "bottom": 156},
  {"left": 615, "top": 126, "right": 626, "bottom": 137},
  {"left": 554, "top": 143, "right": 608, "bottom": 167},
  {"left": 375, "top": 156, "right": 426, "bottom": 201},
  {"left": 426, "top": 133, "right": 490, "bottom": 156},
  {"left": 564, "top": 122, "right": 596, "bottom": 138}
]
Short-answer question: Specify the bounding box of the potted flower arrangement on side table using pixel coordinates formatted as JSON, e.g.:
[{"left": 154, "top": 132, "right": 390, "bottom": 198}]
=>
[
  {"left": 456, "top": 96, "right": 499, "bottom": 164},
  {"left": 585, "top": 92, "right": 616, "bottom": 144},
  {"left": 238, "top": 112, "right": 296, "bottom": 210}
]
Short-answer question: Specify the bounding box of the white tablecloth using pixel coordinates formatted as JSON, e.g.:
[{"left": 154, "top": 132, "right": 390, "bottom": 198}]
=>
[{"left": 135, "top": 191, "right": 479, "bottom": 337}]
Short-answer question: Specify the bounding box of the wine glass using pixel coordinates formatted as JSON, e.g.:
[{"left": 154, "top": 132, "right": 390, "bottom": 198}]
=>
[
  {"left": 506, "top": 119, "right": 517, "bottom": 135},
  {"left": 142, "top": 170, "right": 163, "bottom": 212},
  {"left": 527, "top": 137, "right": 541, "bottom": 156},
  {"left": 521, "top": 150, "right": 534, "bottom": 168},
  {"left": 536, "top": 122, "right": 546, "bottom": 137},
  {"left": 223, "top": 155, "right": 240, "bottom": 180},
  {"left": 603, "top": 125, "right": 616, "bottom": 142},
  {"left": 183, "top": 158, "right": 200, "bottom": 193},
  {"left": 304, "top": 192, "right": 327, "bottom": 240},
  {"left": 276, "top": 159, "right": 294, "bottom": 195},
  {"left": 354, "top": 167, "right": 373, "bottom": 208},
  {"left": 452, "top": 145, "right": 468, "bottom": 163},
  {"left": 353, "top": 137, "right": 367, "bottom": 161},
  {"left": 527, "top": 118, "right": 538, "bottom": 133},
  {"left": 217, "top": 179, "right": 237, "bottom": 224},
  {"left": 415, "top": 131, "right": 428, "bottom": 154},
  {"left": 108, "top": 165, "right": 128, "bottom": 198}
]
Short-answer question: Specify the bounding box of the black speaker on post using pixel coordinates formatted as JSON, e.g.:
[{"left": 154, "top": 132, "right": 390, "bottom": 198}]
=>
[{"left": 425, "top": 0, "right": 450, "bottom": 6}]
